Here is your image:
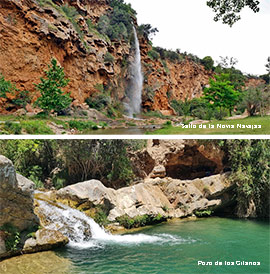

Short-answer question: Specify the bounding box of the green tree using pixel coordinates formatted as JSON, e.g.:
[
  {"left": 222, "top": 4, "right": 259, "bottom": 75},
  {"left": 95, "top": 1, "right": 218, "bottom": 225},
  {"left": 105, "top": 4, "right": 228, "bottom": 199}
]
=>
[
  {"left": 225, "top": 139, "right": 270, "bottom": 218},
  {"left": 207, "top": 0, "right": 260, "bottom": 26},
  {"left": 203, "top": 73, "right": 240, "bottom": 117},
  {"left": 138, "top": 24, "right": 159, "bottom": 40},
  {"left": 35, "top": 58, "right": 72, "bottom": 114},
  {"left": 0, "top": 74, "right": 16, "bottom": 98},
  {"left": 202, "top": 56, "right": 214, "bottom": 71}
]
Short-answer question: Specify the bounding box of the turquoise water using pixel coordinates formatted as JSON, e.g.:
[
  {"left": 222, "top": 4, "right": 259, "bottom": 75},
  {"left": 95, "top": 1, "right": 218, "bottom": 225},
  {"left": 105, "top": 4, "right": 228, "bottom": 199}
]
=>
[{"left": 57, "top": 217, "right": 269, "bottom": 274}]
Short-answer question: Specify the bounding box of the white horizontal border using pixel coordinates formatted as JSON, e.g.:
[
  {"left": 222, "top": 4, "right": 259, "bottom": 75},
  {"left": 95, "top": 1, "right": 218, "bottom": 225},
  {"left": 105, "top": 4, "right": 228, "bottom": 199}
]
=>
[{"left": 0, "top": 135, "right": 269, "bottom": 140}]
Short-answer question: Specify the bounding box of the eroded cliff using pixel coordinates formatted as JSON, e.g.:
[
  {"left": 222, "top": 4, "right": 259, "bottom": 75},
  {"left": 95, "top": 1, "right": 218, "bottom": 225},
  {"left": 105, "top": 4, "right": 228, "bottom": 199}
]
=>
[{"left": 0, "top": 0, "right": 213, "bottom": 114}]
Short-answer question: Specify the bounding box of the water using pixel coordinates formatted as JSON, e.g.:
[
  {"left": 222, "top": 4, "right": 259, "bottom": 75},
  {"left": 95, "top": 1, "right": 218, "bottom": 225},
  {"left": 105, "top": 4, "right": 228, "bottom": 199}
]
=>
[
  {"left": 125, "top": 27, "right": 143, "bottom": 117},
  {"left": 37, "top": 200, "right": 269, "bottom": 273},
  {"left": 37, "top": 200, "right": 181, "bottom": 249}
]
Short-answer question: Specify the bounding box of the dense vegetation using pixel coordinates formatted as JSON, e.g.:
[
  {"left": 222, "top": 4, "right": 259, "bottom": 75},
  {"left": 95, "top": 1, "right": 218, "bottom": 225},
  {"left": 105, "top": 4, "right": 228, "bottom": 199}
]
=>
[
  {"left": 224, "top": 139, "right": 270, "bottom": 218},
  {"left": 0, "top": 140, "right": 146, "bottom": 190}
]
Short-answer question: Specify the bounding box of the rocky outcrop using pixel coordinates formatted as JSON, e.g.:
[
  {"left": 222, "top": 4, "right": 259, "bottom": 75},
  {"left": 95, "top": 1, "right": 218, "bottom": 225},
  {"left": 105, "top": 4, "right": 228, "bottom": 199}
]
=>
[
  {"left": 0, "top": 155, "right": 68, "bottom": 259},
  {"left": 131, "top": 140, "right": 224, "bottom": 180},
  {"left": 54, "top": 172, "right": 235, "bottom": 222},
  {"left": 0, "top": 156, "right": 38, "bottom": 231},
  {"left": 140, "top": 37, "right": 213, "bottom": 115},
  {"left": 23, "top": 228, "right": 68, "bottom": 253}
]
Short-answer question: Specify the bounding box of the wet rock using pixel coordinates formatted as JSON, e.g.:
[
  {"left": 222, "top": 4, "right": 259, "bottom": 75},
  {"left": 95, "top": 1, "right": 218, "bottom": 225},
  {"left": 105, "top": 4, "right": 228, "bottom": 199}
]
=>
[{"left": 23, "top": 228, "right": 69, "bottom": 253}]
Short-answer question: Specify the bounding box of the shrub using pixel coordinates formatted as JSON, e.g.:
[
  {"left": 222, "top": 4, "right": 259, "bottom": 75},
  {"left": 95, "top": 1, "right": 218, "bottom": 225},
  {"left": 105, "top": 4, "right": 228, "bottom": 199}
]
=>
[
  {"left": 116, "top": 214, "right": 150, "bottom": 229},
  {"left": 0, "top": 74, "right": 16, "bottom": 98},
  {"left": 85, "top": 93, "right": 111, "bottom": 111},
  {"left": 35, "top": 58, "right": 72, "bottom": 114},
  {"left": 68, "top": 120, "right": 98, "bottom": 131},
  {"left": 61, "top": 4, "right": 84, "bottom": 40},
  {"left": 138, "top": 24, "right": 158, "bottom": 40},
  {"left": 4, "top": 121, "right": 22, "bottom": 134},
  {"left": 0, "top": 223, "right": 21, "bottom": 251},
  {"left": 194, "top": 210, "right": 213, "bottom": 217},
  {"left": 104, "top": 52, "right": 114, "bottom": 64},
  {"left": 147, "top": 50, "right": 160, "bottom": 61},
  {"left": 94, "top": 206, "right": 109, "bottom": 226},
  {"left": 97, "top": 1, "right": 134, "bottom": 42},
  {"left": 202, "top": 56, "right": 214, "bottom": 71},
  {"left": 12, "top": 90, "right": 31, "bottom": 108}
]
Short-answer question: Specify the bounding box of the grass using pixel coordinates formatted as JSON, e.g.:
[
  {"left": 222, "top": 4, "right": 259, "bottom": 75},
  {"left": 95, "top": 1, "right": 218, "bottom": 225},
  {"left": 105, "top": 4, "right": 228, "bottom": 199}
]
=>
[
  {"left": 148, "top": 116, "right": 270, "bottom": 135},
  {"left": 0, "top": 115, "right": 106, "bottom": 135}
]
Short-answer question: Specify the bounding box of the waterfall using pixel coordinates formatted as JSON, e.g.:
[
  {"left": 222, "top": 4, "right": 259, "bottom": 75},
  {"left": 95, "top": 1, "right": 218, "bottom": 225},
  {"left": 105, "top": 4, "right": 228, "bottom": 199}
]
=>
[
  {"left": 125, "top": 26, "right": 143, "bottom": 117},
  {"left": 36, "top": 199, "right": 184, "bottom": 249}
]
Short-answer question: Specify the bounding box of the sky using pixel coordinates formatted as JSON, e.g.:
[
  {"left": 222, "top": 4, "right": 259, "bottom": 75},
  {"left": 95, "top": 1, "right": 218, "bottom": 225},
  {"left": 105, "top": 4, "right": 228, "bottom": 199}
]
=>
[{"left": 125, "top": 0, "right": 270, "bottom": 75}]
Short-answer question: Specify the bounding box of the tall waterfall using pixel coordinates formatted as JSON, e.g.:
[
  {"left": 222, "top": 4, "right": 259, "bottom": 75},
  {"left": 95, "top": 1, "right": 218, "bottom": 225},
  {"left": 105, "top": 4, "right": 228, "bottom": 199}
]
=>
[
  {"left": 125, "top": 27, "right": 143, "bottom": 117},
  {"left": 37, "top": 199, "right": 183, "bottom": 249}
]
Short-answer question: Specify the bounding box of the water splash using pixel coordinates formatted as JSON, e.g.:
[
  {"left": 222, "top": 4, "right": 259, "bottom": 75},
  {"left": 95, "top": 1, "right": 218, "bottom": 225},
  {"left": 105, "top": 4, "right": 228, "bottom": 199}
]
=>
[
  {"left": 125, "top": 26, "right": 143, "bottom": 117},
  {"left": 37, "top": 199, "right": 194, "bottom": 249}
]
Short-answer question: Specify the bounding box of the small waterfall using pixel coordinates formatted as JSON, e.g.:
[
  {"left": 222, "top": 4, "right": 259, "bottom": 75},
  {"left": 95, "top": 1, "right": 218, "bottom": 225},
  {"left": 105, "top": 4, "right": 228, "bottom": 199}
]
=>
[
  {"left": 125, "top": 26, "right": 143, "bottom": 117},
  {"left": 37, "top": 199, "right": 186, "bottom": 249}
]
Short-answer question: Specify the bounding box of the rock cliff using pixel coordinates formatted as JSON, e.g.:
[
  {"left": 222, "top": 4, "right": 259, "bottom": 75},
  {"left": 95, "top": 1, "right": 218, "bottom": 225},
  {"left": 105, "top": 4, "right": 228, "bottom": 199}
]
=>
[
  {"left": 131, "top": 140, "right": 224, "bottom": 180},
  {"left": 0, "top": 155, "right": 68, "bottom": 259},
  {"left": 0, "top": 0, "right": 213, "bottom": 114}
]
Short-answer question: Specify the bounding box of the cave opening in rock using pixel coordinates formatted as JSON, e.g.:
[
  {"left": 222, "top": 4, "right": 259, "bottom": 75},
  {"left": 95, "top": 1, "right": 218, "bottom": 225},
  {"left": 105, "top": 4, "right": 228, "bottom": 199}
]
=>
[{"left": 165, "top": 146, "right": 218, "bottom": 180}]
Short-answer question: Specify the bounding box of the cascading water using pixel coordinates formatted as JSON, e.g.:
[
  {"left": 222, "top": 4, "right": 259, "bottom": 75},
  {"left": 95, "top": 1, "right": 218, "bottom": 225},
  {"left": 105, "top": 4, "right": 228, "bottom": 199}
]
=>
[
  {"left": 125, "top": 26, "right": 144, "bottom": 117},
  {"left": 37, "top": 199, "right": 189, "bottom": 249}
]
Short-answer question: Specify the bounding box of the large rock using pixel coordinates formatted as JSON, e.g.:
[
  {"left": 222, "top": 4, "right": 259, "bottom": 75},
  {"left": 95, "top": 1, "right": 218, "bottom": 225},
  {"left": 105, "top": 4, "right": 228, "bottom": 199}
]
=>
[
  {"left": 23, "top": 228, "right": 69, "bottom": 253},
  {"left": 132, "top": 140, "right": 224, "bottom": 181},
  {"left": 0, "top": 155, "right": 68, "bottom": 259},
  {"left": 0, "top": 156, "right": 39, "bottom": 231},
  {"left": 55, "top": 173, "right": 235, "bottom": 222}
]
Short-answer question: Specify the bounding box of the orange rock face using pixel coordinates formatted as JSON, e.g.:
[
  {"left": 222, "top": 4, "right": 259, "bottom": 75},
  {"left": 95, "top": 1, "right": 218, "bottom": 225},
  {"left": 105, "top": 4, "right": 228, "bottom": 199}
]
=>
[
  {"left": 140, "top": 38, "right": 213, "bottom": 115},
  {"left": 1, "top": 0, "right": 262, "bottom": 115},
  {"left": 0, "top": 0, "right": 129, "bottom": 108}
]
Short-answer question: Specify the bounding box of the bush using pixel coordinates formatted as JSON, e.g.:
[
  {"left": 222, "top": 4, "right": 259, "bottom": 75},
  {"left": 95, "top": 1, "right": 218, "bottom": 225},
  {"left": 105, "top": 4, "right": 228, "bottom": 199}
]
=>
[
  {"left": 68, "top": 120, "right": 98, "bottom": 131},
  {"left": 85, "top": 93, "right": 111, "bottom": 111},
  {"left": 4, "top": 121, "right": 22, "bottom": 134},
  {"left": 35, "top": 58, "right": 72, "bottom": 114},
  {"left": 202, "top": 56, "right": 214, "bottom": 71},
  {"left": 0, "top": 223, "right": 20, "bottom": 251},
  {"left": 147, "top": 50, "right": 160, "bottom": 60},
  {"left": 98, "top": 1, "right": 134, "bottom": 42},
  {"left": 0, "top": 74, "right": 16, "bottom": 98},
  {"left": 116, "top": 214, "right": 150, "bottom": 229},
  {"left": 194, "top": 210, "right": 213, "bottom": 217},
  {"left": 12, "top": 90, "right": 31, "bottom": 108},
  {"left": 104, "top": 52, "right": 115, "bottom": 64}
]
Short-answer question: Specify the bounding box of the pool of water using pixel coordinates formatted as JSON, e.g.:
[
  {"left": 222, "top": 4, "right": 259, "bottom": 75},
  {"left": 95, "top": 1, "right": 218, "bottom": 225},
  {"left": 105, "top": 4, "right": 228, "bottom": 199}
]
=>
[{"left": 56, "top": 217, "right": 269, "bottom": 274}]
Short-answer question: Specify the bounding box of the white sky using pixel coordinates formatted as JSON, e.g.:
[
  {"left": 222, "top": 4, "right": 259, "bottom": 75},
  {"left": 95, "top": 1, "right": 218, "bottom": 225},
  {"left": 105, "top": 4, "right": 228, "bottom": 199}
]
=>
[{"left": 125, "top": 0, "right": 270, "bottom": 75}]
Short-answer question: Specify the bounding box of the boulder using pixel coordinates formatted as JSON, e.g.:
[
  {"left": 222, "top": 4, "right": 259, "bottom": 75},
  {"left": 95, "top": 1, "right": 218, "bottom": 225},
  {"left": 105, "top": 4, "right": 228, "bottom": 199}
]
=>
[
  {"left": 23, "top": 228, "right": 69, "bottom": 253},
  {"left": 0, "top": 156, "right": 39, "bottom": 231}
]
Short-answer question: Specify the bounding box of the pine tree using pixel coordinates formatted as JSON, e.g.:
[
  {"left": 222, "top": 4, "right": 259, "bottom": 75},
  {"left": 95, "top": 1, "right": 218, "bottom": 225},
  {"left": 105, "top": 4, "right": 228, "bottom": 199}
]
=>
[{"left": 35, "top": 58, "right": 72, "bottom": 114}]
